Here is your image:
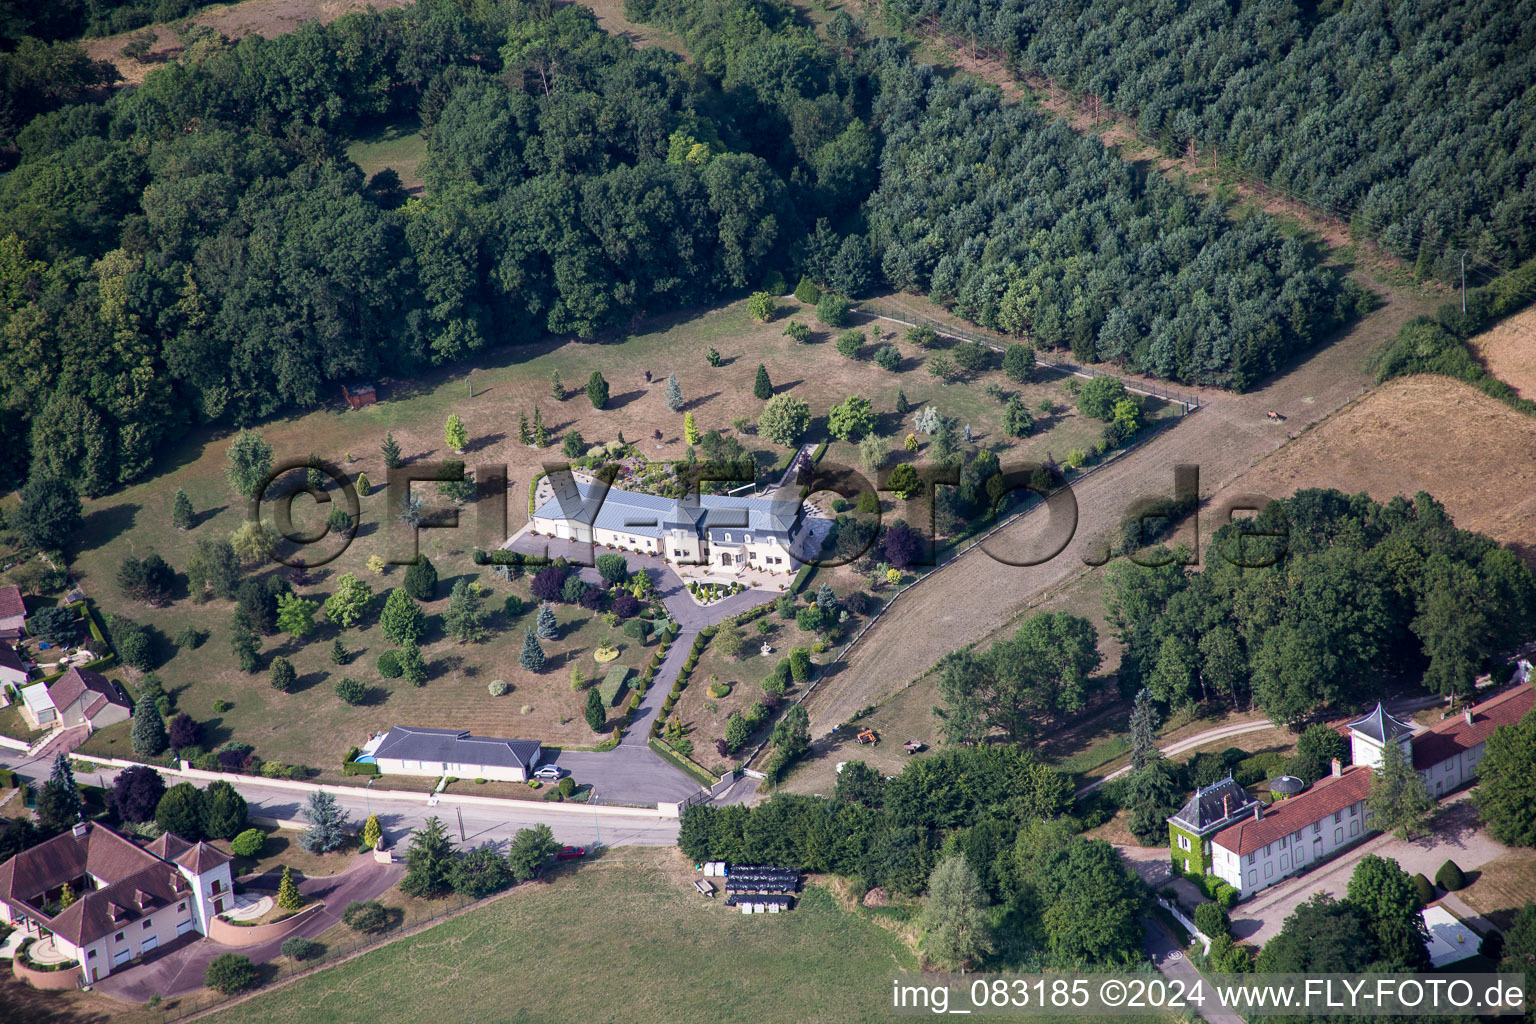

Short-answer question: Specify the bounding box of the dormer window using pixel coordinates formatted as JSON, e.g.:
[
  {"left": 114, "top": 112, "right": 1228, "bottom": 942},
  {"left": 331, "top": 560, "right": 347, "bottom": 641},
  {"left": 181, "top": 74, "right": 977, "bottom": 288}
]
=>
[
  {"left": 744, "top": 534, "right": 751, "bottom": 543},
  {"left": 724, "top": 533, "right": 731, "bottom": 542},
  {"left": 134, "top": 888, "right": 154, "bottom": 910},
  {"left": 108, "top": 902, "right": 128, "bottom": 922}
]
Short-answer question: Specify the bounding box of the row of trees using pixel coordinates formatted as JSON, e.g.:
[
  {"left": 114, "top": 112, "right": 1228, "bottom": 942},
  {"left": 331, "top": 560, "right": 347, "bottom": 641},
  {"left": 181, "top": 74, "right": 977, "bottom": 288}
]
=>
[
  {"left": 884, "top": 0, "right": 1536, "bottom": 282},
  {"left": 1106, "top": 489, "right": 1536, "bottom": 726}
]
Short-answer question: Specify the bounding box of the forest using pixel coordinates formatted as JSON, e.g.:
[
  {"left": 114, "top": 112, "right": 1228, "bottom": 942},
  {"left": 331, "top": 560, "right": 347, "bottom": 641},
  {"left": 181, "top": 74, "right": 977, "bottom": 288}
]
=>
[
  {"left": 1107, "top": 489, "right": 1536, "bottom": 727},
  {"left": 1, "top": 0, "right": 1350, "bottom": 495},
  {"left": 630, "top": 0, "right": 1366, "bottom": 386},
  {"left": 884, "top": 0, "right": 1536, "bottom": 283}
]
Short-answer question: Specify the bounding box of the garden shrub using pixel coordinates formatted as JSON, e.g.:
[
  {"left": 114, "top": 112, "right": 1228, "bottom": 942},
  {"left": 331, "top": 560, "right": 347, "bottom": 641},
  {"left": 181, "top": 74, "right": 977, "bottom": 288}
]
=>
[
  {"left": 1435, "top": 859, "right": 1466, "bottom": 891},
  {"left": 343, "top": 900, "right": 388, "bottom": 933},
  {"left": 230, "top": 828, "right": 265, "bottom": 858},
  {"left": 376, "top": 650, "right": 402, "bottom": 678}
]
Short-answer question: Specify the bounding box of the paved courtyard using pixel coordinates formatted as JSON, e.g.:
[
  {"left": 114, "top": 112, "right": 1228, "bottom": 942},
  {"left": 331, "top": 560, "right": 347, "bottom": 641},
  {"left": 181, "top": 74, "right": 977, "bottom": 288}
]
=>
[{"left": 1232, "top": 796, "right": 1507, "bottom": 944}]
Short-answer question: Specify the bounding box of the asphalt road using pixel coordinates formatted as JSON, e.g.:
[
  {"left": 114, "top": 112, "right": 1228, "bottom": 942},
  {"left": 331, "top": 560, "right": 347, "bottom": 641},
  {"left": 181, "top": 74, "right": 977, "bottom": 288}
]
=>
[{"left": 2, "top": 757, "right": 681, "bottom": 849}]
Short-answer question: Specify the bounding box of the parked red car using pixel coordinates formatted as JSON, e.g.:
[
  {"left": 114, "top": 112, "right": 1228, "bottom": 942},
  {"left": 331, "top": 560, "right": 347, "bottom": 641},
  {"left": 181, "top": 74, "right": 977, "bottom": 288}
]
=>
[{"left": 556, "top": 846, "right": 586, "bottom": 860}]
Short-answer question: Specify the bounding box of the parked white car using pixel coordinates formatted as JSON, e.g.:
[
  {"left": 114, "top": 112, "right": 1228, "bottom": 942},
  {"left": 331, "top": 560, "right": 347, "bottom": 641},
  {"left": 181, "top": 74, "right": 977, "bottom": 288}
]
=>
[{"left": 534, "top": 764, "right": 565, "bottom": 780}]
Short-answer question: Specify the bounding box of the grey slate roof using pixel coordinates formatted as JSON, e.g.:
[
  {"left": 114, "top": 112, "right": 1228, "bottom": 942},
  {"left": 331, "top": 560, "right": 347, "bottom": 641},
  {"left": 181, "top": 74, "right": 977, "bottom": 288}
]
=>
[
  {"left": 1168, "top": 776, "right": 1257, "bottom": 835},
  {"left": 374, "top": 726, "right": 542, "bottom": 770},
  {"left": 534, "top": 479, "right": 798, "bottom": 541},
  {"left": 1346, "top": 702, "right": 1414, "bottom": 744}
]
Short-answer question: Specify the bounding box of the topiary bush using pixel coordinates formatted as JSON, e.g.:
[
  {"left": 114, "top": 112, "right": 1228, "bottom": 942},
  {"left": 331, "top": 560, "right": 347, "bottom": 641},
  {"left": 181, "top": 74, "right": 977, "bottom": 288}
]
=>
[
  {"left": 1412, "top": 872, "right": 1436, "bottom": 906},
  {"left": 230, "top": 828, "right": 266, "bottom": 858},
  {"left": 1435, "top": 859, "right": 1466, "bottom": 891},
  {"left": 376, "top": 650, "right": 402, "bottom": 678},
  {"left": 488, "top": 679, "right": 510, "bottom": 696},
  {"left": 1215, "top": 883, "right": 1239, "bottom": 910}
]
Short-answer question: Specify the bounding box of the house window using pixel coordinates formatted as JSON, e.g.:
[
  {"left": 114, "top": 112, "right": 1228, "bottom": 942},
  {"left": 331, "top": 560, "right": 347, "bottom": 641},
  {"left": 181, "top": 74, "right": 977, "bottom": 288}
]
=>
[
  {"left": 1350, "top": 821, "right": 1360, "bottom": 836},
  {"left": 116, "top": 932, "right": 125, "bottom": 942},
  {"left": 1280, "top": 835, "right": 1287, "bottom": 848},
  {"left": 210, "top": 880, "right": 223, "bottom": 894},
  {"left": 179, "top": 903, "right": 186, "bottom": 913},
  {"left": 143, "top": 921, "right": 152, "bottom": 930},
  {"left": 1178, "top": 835, "right": 1191, "bottom": 851},
  {"left": 1264, "top": 863, "right": 1273, "bottom": 879},
  {"left": 744, "top": 535, "right": 751, "bottom": 543},
  {"left": 1349, "top": 802, "right": 1359, "bottom": 816},
  {"left": 1334, "top": 811, "right": 1342, "bottom": 824},
  {"left": 1335, "top": 828, "right": 1343, "bottom": 844},
  {"left": 1246, "top": 852, "right": 1254, "bottom": 865},
  {"left": 1312, "top": 823, "right": 1321, "bottom": 835},
  {"left": 1247, "top": 870, "right": 1257, "bottom": 886},
  {"left": 1281, "top": 853, "right": 1290, "bottom": 870},
  {"left": 1264, "top": 843, "right": 1272, "bottom": 857},
  {"left": 724, "top": 533, "right": 731, "bottom": 542}
]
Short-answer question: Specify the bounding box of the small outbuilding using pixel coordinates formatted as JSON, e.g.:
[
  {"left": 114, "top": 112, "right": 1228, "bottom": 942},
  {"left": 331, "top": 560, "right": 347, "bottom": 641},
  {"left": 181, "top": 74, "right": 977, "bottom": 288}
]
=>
[
  {"left": 1269, "top": 775, "right": 1306, "bottom": 799},
  {"left": 341, "top": 382, "right": 378, "bottom": 410}
]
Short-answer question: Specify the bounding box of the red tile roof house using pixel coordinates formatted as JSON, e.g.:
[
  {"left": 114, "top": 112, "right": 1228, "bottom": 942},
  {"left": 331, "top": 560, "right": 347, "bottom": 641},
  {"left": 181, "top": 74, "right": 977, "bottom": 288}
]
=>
[
  {"left": 1, "top": 822, "right": 234, "bottom": 987},
  {"left": 1184, "top": 681, "right": 1535, "bottom": 899},
  {"left": 16, "top": 666, "right": 131, "bottom": 733},
  {"left": 0, "top": 584, "right": 25, "bottom": 640}
]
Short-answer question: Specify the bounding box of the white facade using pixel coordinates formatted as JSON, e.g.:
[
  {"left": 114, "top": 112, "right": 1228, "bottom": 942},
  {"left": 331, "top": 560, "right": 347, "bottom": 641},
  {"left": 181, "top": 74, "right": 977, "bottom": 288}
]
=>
[
  {"left": 372, "top": 755, "right": 535, "bottom": 783},
  {"left": 1212, "top": 792, "right": 1375, "bottom": 897}
]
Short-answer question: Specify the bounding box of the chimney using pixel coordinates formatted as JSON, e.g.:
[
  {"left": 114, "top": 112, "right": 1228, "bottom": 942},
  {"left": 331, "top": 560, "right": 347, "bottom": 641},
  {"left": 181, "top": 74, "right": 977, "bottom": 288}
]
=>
[
  {"left": 1331, "top": 757, "right": 1342, "bottom": 778},
  {"left": 71, "top": 822, "right": 88, "bottom": 838},
  {"left": 1464, "top": 708, "right": 1475, "bottom": 726},
  {"left": 1223, "top": 793, "right": 1232, "bottom": 818},
  {"left": 1253, "top": 803, "right": 1263, "bottom": 821}
]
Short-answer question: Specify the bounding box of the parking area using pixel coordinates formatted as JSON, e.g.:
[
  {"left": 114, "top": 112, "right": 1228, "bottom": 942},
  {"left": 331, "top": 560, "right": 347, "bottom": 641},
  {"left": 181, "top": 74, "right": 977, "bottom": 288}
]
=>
[{"left": 1232, "top": 797, "right": 1507, "bottom": 944}]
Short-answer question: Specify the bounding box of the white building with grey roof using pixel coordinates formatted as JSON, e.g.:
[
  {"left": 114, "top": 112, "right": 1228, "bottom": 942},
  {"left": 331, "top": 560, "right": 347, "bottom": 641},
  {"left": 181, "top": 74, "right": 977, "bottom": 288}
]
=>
[
  {"left": 530, "top": 477, "right": 799, "bottom": 575},
  {"left": 367, "top": 726, "right": 544, "bottom": 782}
]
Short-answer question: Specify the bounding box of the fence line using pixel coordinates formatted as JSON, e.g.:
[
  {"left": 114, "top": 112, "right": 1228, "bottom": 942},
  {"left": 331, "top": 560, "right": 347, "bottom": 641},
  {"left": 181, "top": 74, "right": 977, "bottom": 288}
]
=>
[{"left": 854, "top": 300, "right": 1201, "bottom": 412}]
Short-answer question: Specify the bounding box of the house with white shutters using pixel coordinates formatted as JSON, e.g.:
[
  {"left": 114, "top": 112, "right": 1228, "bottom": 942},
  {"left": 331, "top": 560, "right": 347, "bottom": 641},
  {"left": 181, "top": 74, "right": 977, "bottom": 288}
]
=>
[{"left": 1179, "top": 681, "right": 1535, "bottom": 899}]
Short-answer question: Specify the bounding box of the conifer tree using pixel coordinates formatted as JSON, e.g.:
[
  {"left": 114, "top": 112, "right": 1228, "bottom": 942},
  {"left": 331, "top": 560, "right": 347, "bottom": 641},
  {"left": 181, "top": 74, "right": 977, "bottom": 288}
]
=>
[
  {"left": 48, "top": 753, "right": 82, "bottom": 825},
  {"left": 753, "top": 364, "right": 772, "bottom": 400},
  {"left": 381, "top": 432, "right": 402, "bottom": 469},
  {"left": 131, "top": 696, "right": 168, "bottom": 756},
  {"left": 550, "top": 368, "right": 564, "bottom": 401},
  {"left": 362, "top": 813, "right": 383, "bottom": 851},
  {"left": 684, "top": 411, "right": 701, "bottom": 446},
  {"left": 520, "top": 628, "right": 546, "bottom": 672},
  {"left": 276, "top": 865, "right": 305, "bottom": 911},
  {"left": 356, "top": 471, "right": 372, "bottom": 496},
  {"left": 1129, "top": 688, "right": 1159, "bottom": 773},
  {"left": 585, "top": 687, "right": 606, "bottom": 731},
  {"left": 445, "top": 413, "right": 468, "bottom": 453},
  {"left": 665, "top": 373, "right": 684, "bottom": 412},
  {"left": 536, "top": 603, "right": 558, "bottom": 640},
  {"left": 519, "top": 411, "right": 531, "bottom": 445},
  {"left": 533, "top": 407, "right": 548, "bottom": 448},
  {"left": 172, "top": 488, "right": 194, "bottom": 530}
]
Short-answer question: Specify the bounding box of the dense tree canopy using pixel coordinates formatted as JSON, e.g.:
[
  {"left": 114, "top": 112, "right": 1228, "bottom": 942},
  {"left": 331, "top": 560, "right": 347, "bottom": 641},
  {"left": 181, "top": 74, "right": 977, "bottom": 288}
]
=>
[
  {"left": 1106, "top": 489, "right": 1535, "bottom": 726},
  {"left": 0, "top": 0, "right": 1361, "bottom": 491},
  {"left": 885, "top": 0, "right": 1536, "bottom": 282}
]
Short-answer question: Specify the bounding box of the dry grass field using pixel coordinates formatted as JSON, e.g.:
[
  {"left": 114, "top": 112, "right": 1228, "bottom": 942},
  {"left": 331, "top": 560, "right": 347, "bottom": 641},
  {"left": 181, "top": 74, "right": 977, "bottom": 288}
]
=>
[
  {"left": 1204, "top": 374, "right": 1536, "bottom": 564},
  {"left": 1460, "top": 847, "right": 1536, "bottom": 931},
  {"left": 1467, "top": 306, "right": 1536, "bottom": 401}
]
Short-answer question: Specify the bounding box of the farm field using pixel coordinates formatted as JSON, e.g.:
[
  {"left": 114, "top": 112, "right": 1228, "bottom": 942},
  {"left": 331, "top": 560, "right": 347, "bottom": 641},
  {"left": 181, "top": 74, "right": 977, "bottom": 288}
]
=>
[
  {"left": 1467, "top": 306, "right": 1536, "bottom": 401},
  {"left": 1203, "top": 374, "right": 1536, "bottom": 565},
  {"left": 30, "top": 291, "right": 1103, "bottom": 777}
]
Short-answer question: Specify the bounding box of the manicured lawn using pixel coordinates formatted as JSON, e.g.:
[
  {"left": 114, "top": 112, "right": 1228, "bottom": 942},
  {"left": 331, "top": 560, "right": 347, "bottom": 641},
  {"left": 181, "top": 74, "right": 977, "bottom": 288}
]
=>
[
  {"left": 1459, "top": 847, "right": 1536, "bottom": 930},
  {"left": 198, "top": 848, "right": 921, "bottom": 1024},
  {"left": 221, "top": 826, "right": 361, "bottom": 882}
]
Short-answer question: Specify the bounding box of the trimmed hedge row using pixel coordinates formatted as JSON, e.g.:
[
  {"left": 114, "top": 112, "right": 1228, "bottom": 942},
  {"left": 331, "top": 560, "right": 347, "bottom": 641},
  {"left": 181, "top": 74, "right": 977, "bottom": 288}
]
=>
[{"left": 648, "top": 737, "right": 718, "bottom": 786}]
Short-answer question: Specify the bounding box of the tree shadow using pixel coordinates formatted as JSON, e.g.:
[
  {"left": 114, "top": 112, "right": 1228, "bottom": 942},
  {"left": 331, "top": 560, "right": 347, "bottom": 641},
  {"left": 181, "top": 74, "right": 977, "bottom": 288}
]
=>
[
  {"left": 202, "top": 715, "right": 234, "bottom": 751},
  {"left": 192, "top": 505, "right": 228, "bottom": 529},
  {"left": 75, "top": 502, "right": 141, "bottom": 552},
  {"left": 773, "top": 379, "right": 803, "bottom": 394},
  {"left": 462, "top": 432, "right": 506, "bottom": 454},
  {"left": 364, "top": 684, "right": 391, "bottom": 707},
  {"left": 684, "top": 391, "right": 721, "bottom": 411},
  {"left": 606, "top": 389, "right": 648, "bottom": 410},
  {"left": 292, "top": 670, "right": 328, "bottom": 694}
]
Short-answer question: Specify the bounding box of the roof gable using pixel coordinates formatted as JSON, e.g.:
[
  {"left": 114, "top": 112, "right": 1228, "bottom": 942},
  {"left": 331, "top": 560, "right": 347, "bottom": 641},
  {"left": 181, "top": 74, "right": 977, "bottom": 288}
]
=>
[
  {"left": 0, "top": 585, "right": 24, "bottom": 620},
  {"left": 1413, "top": 685, "right": 1534, "bottom": 770}
]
